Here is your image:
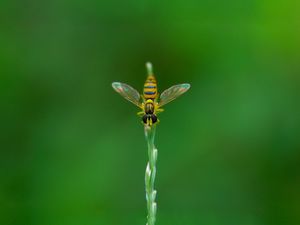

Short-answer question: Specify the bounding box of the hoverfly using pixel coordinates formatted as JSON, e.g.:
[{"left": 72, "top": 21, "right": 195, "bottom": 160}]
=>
[{"left": 112, "top": 63, "right": 190, "bottom": 126}]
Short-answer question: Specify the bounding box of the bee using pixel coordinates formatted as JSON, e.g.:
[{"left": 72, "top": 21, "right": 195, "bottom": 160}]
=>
[{"left": 112, "top": 63, "right": 190, "bottom": 126}]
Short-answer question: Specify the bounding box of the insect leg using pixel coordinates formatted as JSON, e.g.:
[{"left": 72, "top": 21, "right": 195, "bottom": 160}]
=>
[
  {"left": 137, "top": 111, "right": 144, "bottom": 116},
  {"left": 156, "top": 108, "right": 164, "bottom": 114}
]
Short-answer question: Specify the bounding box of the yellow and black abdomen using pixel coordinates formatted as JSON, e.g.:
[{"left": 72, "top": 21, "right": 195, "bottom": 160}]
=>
[{"left": 143, "top": 75, "right": 157, "bottom": 99}]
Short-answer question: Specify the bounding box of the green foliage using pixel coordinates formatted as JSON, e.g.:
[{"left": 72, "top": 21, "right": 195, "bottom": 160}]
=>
[{"left": 1, "top": 0, "right": 300, "bottom": 225}]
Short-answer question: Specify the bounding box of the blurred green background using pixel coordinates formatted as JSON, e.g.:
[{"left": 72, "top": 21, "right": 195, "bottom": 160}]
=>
[{"left": 1, "top": 0, "right": 300, "bottom": 224}]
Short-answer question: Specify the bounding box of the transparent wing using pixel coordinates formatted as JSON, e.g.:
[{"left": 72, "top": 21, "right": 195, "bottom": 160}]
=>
[
  {"left": 158, "top": 83, "right": 191, "bottom": 107},
  {"left": 112, "top": 82, "right": 142, "bottom": 108}
]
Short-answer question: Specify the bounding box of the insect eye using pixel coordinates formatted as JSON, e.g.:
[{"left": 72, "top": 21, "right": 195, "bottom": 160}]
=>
[
  {"left": 142, "top": 115, "right": 148, "bottom": 123},
  {"left": 151, "top": 115, "right": 157, "bottom": 123}
]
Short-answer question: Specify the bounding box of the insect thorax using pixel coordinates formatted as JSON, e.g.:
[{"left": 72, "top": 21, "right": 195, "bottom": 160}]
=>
[{"left": 144, "top": 100, "right": 155, "bottom": 114}]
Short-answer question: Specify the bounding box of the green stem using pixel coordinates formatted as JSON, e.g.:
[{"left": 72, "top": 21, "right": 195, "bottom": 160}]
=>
[
  {"left": 144, "top": 125, "right": 157, "bottom": 225},
  {"left": 146, "top": 62, "right": 153, "bottom": 76}
]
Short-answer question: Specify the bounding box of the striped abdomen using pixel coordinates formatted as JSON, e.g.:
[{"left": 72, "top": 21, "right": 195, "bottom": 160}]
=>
[{"left": 143, "top": 75, "right": 157, "bottom": 99}]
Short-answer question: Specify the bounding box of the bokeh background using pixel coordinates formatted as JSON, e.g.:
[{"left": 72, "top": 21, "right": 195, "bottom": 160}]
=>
[{"left": 1, "top": 0, "right": 300, "bottom": 224}]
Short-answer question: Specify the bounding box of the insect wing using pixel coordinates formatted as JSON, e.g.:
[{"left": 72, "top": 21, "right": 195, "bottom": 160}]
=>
[
  {"left": 112, "top": 82, "right": 142, "bottom": 108},
  {"left": 158, "top": 83, "right": 190, "bottom": 107}
]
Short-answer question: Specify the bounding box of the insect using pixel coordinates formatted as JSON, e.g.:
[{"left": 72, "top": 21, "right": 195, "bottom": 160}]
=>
[{"left": 112, "top": 63, "right": 190, "bottom": 126}]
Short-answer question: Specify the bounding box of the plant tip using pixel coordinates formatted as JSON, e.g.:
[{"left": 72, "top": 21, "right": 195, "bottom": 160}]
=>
[{"left": 146, "top": 62, "right": 153, "bottom": 75}]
